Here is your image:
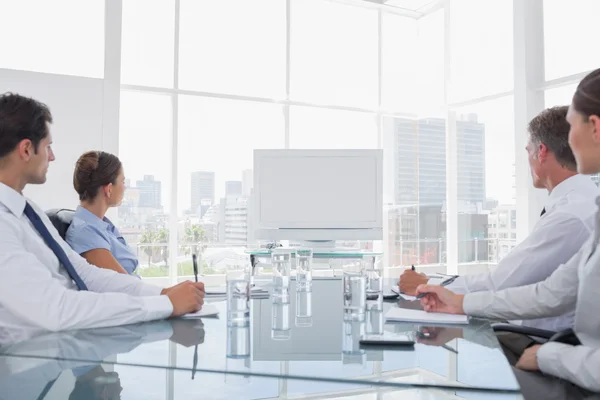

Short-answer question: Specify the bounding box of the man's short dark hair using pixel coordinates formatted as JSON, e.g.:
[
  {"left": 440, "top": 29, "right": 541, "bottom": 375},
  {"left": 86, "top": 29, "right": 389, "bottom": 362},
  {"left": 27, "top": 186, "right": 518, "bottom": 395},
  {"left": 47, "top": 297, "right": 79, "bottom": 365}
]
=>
[
  {"left": 528, "top": 105, "right": 576, "bottom": 170},
  {"left": 0, "top": 92, "right": 53, "bottom": 159}
]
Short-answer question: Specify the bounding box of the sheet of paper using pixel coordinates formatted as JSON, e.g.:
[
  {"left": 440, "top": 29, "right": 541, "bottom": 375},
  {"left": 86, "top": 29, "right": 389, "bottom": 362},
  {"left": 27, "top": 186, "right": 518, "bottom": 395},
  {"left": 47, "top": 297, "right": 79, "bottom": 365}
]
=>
[
  {"left": 390, "top": 287, "right": 417, "bottom": 301},
  {"left": 385, "top": 307, "right": 468, "bottom": 325},
  {"left": 180, "top": 303, "right": 220, "bottom": 319}
]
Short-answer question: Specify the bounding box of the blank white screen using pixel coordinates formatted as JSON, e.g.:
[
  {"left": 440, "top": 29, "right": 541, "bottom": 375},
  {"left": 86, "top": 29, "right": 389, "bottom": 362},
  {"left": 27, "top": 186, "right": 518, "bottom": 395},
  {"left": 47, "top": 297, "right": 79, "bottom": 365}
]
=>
[{"left": 256, "top": 152, "right": 380, "bottom": 229}]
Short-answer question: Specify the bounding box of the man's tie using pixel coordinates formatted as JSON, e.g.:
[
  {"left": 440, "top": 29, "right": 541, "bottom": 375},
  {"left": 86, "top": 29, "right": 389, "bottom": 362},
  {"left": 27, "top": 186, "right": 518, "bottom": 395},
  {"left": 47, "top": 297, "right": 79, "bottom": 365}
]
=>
[
  {"left": 23, "top": 202, "right": 88, "bottom": 290},
  {"left": 540, "top": 207, "right": 546, "bottom": 217}
]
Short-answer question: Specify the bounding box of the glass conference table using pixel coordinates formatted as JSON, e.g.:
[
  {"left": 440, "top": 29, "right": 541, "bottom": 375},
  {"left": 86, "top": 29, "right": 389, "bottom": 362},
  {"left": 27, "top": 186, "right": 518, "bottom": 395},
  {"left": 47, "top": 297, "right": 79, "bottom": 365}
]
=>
[{"left": 0, "top": 279, "right": 522, "bottom": 400}]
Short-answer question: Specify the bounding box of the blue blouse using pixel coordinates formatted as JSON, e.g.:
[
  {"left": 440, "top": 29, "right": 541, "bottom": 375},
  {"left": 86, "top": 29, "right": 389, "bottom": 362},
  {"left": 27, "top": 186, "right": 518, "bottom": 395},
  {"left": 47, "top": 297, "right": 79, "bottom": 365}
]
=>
[{"left": 66, "top": 206, "right": 139, "bottom": 276}]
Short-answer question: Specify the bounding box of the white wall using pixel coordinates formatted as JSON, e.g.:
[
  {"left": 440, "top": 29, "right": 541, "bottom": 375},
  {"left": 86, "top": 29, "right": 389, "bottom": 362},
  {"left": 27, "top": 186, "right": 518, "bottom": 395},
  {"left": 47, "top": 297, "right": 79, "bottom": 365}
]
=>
[{"left": 0, "top": 68, "right": 117, "bottom": 210}]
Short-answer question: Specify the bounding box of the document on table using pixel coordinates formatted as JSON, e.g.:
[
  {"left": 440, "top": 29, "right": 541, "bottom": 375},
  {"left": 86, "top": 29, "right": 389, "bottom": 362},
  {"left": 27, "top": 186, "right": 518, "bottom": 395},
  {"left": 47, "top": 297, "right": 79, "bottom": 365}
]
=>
[
  {"left": 385, "top": 307, "right": 469, "bottom": 325},
  {"left": 391, "top": 287, "right": 417, "bottom": 301},
  {"left": 181, "top": 303, "right": 220, "bottom": 319}
]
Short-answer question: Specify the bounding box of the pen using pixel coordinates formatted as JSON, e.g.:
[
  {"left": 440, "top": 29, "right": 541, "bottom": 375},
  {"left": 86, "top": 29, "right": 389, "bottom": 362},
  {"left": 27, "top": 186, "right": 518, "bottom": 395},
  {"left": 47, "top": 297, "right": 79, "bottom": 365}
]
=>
[
  {"left": 192, "top": 254, "right": 198, "bottom": 283},
  {"left": 442, "top": 343, "right": 459, "bottom": 354}
]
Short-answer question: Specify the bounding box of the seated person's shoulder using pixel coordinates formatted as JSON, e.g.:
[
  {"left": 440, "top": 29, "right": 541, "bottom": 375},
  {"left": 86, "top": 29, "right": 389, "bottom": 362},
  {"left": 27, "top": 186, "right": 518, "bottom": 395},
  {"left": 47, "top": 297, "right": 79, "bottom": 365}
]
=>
[{"left": 66, "top": 217, "right": 111, "bottom": 255}]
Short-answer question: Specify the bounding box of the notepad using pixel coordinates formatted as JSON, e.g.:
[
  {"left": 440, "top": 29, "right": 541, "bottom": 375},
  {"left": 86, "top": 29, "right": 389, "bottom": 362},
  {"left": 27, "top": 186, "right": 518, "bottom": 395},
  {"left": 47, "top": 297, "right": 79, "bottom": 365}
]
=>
[
  {"left": 181, "top": 303, "right": 220, "bottom": 319},
  {"left": 385, "top": 307, "right": 468, "bottom": 325}
]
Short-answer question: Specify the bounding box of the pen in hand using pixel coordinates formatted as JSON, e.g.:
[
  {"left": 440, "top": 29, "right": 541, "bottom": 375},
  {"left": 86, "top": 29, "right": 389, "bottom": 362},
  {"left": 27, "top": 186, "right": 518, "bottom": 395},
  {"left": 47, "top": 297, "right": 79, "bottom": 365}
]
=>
[{"left": 192, "top": 254, "right": 198, "bottom": 283}]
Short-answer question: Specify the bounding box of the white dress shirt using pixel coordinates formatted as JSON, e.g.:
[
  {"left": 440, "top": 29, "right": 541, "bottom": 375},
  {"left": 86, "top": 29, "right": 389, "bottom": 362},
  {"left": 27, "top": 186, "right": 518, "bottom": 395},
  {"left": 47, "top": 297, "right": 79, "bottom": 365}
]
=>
[
  {"left": 432, "top": 174, "right": 600, "bottom": 331},
  {"left": 0, "top": 183, "right": 173, "bottom": 335},
  {"left": 463, "top": 196, "right": 600, "bottom": 392}
]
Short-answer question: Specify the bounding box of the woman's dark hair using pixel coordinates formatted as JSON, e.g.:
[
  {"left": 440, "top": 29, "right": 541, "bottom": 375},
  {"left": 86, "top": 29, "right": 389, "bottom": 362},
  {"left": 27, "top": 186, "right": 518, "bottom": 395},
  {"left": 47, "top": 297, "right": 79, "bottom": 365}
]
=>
[
  {"left": 73, "top": 151, "right": 122, "bottom": 201},
  {"left": 0, "top": 92, "right": 53, "bottom": 158},
  {"left": 572, "top": 68, "right": 600, "bottom": 120}
]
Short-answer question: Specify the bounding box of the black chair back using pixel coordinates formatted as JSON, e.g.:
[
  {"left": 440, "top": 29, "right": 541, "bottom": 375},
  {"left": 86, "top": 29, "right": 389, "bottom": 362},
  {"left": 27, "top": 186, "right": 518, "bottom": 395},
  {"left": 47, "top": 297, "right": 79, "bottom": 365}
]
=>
[{"left": 45, "top": 209, "right": 76, "bottom": 240}]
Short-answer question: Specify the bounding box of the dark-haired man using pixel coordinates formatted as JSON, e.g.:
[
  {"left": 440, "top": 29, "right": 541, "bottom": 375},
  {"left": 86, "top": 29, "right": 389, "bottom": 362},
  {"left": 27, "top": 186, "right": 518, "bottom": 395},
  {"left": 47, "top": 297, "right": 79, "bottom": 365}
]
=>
[{"left": 0, "top": 92, "right": 205, "bottom": 334}]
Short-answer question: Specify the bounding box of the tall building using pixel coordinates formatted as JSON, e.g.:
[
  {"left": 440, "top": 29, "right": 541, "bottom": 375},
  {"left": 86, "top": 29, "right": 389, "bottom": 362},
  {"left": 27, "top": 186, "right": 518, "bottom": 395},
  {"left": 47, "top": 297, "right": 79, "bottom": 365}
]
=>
[
  {"left": 191, "top": 171, "right": 215, "bottom": 214},
  {"left": 387, "top": 115, "right": 486, "bottom": 207},
  {"left": 217, "top": 196, "right": 253, "bottom": 244},
  {"left": 136, "top": 175, "right": 161, "bottom": 209},
  {"left": 488, "top": 204, "right": 517, "bottom": 261},
  {"left": 225, "top": 181, "right": 242, "bottom": 197},
  {"left": 457, "top": 114, "right": 486, "bottom": 206},
  {"left": 242, "top": 169, "right": 253, "bottom": 197}
]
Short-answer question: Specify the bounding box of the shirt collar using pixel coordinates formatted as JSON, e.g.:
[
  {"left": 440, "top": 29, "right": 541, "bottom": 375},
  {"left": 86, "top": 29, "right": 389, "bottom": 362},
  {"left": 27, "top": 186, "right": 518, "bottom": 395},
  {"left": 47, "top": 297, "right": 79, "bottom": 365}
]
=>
[
  {"left": 545, "top": 174, "right": 592, "bottom": 211},
  {"left": 0, "top": 182, "right": 26, "bottom": 217},
  {"left": 74, "top": 205, "right": 112, "bottom": 231}
]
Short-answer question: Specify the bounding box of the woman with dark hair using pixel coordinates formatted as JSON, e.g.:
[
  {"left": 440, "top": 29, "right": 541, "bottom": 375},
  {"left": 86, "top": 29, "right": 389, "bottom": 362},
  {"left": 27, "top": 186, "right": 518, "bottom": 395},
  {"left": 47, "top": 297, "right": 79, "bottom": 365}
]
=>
[{"left": 66, "top": 151, "right": 139, "bottom": 276}]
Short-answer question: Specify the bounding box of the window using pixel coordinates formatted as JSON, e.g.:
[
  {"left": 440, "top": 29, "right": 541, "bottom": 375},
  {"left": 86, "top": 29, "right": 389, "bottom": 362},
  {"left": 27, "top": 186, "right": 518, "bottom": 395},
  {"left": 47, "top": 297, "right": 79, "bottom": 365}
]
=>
[
  {"left": 416, "top": 9, "right": 445, "bottom": 112},
  {"left": 178, "top": 0, "right": 285, "bottom": 98},
  {"left": 544, "top": 83, "right": 578, "bottom": 108},
  {"left": 118, "top": 90, "right": 173, "bottom": 279},
  {"left": 177, "top": 96, "right": 284, "bottom": 275},
  {"left": 0, "top": 0, "right": 104, "bottom": 77},
  {"left": 381, "top": 14, "right": 418, "bottom": 113},
  {"left": 290, "top": 0, "right": 378, "bottom": 108},
  {"left": 449, "top": 0, "right": 513, "bottom": 102},
  {"left": 453, "top": 96, "right": 515, "bottom": 267},
  {"left": 121, "top": 0, "right": 175, "bottom": 87},
  {"left": 383, "top": 115, "right": 446, "bottom": 269},
  {"left": 289, "top": 107, "right": 377, "bottom": 149},
  {"left": 543, "top": 0, "right": 600, "bottom": 80}
]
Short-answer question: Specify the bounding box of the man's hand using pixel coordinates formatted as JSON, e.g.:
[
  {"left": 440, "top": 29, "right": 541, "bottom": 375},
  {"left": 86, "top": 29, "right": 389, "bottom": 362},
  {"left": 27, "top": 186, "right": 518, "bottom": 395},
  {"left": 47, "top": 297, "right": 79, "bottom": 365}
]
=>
[
  {"left": 164, "top": 281, "right": 205, "bottom": 317},
  {"left": 398, "top": 269, "right": 429, "bottom": 295},
  {"left": 516, "top": 344, "right": 542, "bottom": 371},
  {"left": 416, "top": 284, "right": 465, "bottom": 314},
  {"left": 416, "top": 327, "right": 463, "bottom": 346}
]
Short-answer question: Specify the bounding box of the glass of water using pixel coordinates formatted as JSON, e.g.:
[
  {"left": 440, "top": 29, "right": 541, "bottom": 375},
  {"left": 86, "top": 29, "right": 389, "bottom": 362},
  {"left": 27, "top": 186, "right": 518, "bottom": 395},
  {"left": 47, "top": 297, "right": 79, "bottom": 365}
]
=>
[
  {"left": 271, "top": 248, "right": 292, "bottom": 303},
  {"left": 296, "top": 247, "right": 313, "bottom": 292},
  {"left": 295, "top": 290, "right": 312, "bottom": 327},
  {"left": 342, "top": 319, "right": 366, "bottom": 365},
  {"left": 343, "top": 261, "right": 366, "bottom": 321},
  {"left": 227, "top": 324, "right": 250, "bottom": 358},
  {"left": 364, "top": 257, "right": 383, "bottom": 299},
  {"left": 271, "top": 300, "right": 291, "bottom": 340},
  {"left": 227, "top": 270, "right": 250, "bottom": 327},
  {"left": 365, "top": 297, "right": 384, "bottom": 335}
]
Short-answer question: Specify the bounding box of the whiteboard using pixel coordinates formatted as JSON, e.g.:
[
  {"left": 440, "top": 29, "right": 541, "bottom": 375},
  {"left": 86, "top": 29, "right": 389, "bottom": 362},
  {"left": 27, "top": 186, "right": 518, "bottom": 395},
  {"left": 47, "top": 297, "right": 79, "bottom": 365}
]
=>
[{"left": 254, "top": 150, "right": 383, "bottom": 232}]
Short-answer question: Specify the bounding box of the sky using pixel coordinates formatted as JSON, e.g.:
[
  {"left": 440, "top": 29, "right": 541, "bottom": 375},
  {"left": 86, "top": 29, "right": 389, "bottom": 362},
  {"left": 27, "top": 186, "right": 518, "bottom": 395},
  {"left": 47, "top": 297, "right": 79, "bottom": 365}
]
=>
[{"left": 3, "top": 0, "right": 599, "bottom": 213}]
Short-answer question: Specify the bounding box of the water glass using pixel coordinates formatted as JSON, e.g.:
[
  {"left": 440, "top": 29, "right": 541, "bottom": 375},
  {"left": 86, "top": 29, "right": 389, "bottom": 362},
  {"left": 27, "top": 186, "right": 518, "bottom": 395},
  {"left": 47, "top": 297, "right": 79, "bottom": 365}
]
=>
[
  {"left": 343, "top": 262, "right": 366, "bottom": 321},
  {"left": 342, "top": 319, "right": 366, "bottom": 365},
  {"left": 225, "top": 325, "right": 251, "bottom": 385},
  {"left": 226, "top": 325, "right": 250, "bottom": 358},
  {"left": 227, "top": 270, "right": 250, "bottom": 327},
  {"left": 365, "top": 297, "right": 384, "bottom": 335},
  {"left": 271, "top": 300, "right": 291, "bottom": 340},
  {"left": 271, "top": 248, "right": 292, "bottom": 303},
  {"left": 295, "top": 290, "right": 312, "bottom": 327},
  {"left": 364, "top": 257, "right": 383, "bottom": 298},
  {"left": 296, "top": 248, "right": 313, "bottom": 292}
]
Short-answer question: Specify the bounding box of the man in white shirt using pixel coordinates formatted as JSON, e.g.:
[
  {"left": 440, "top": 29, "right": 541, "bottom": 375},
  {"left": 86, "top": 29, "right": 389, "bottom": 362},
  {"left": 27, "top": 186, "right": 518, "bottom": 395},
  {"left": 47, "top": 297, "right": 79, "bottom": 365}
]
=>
[
  {"left": 400, "top": 106, "right": 599, "bottom": 334},
  {"left": 0, "top": 92, "right": 205, "bottom": 335}
]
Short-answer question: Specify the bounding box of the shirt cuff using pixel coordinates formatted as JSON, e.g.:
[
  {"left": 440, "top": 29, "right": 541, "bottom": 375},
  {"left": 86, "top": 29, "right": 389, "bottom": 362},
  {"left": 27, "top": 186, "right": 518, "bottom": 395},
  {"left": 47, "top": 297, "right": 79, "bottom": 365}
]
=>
[
  {"left": 141, "top": 295, "right": 174, "bottom": 322},
  {"left": 427, "top": 277, "right": 445, "bottom": 285},
  {"left": 462, "top": 292, "right": 489, "bottom": 316},
  {"left": 137, "top": 282, "right": 165, "bottom": 297},
  {"left": 537, "top": 342, "right": 571, "bottom": 377}
]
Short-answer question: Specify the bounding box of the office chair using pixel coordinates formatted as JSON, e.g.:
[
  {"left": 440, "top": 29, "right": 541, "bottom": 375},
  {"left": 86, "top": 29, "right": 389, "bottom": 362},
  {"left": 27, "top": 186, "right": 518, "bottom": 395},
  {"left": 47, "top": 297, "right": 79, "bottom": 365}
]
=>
[
  {"left": 492, "top": 323, "right": 581, "bottom": 346},
  {"left": 45, "top": 209, "right": 76, "bottom": 240}
]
